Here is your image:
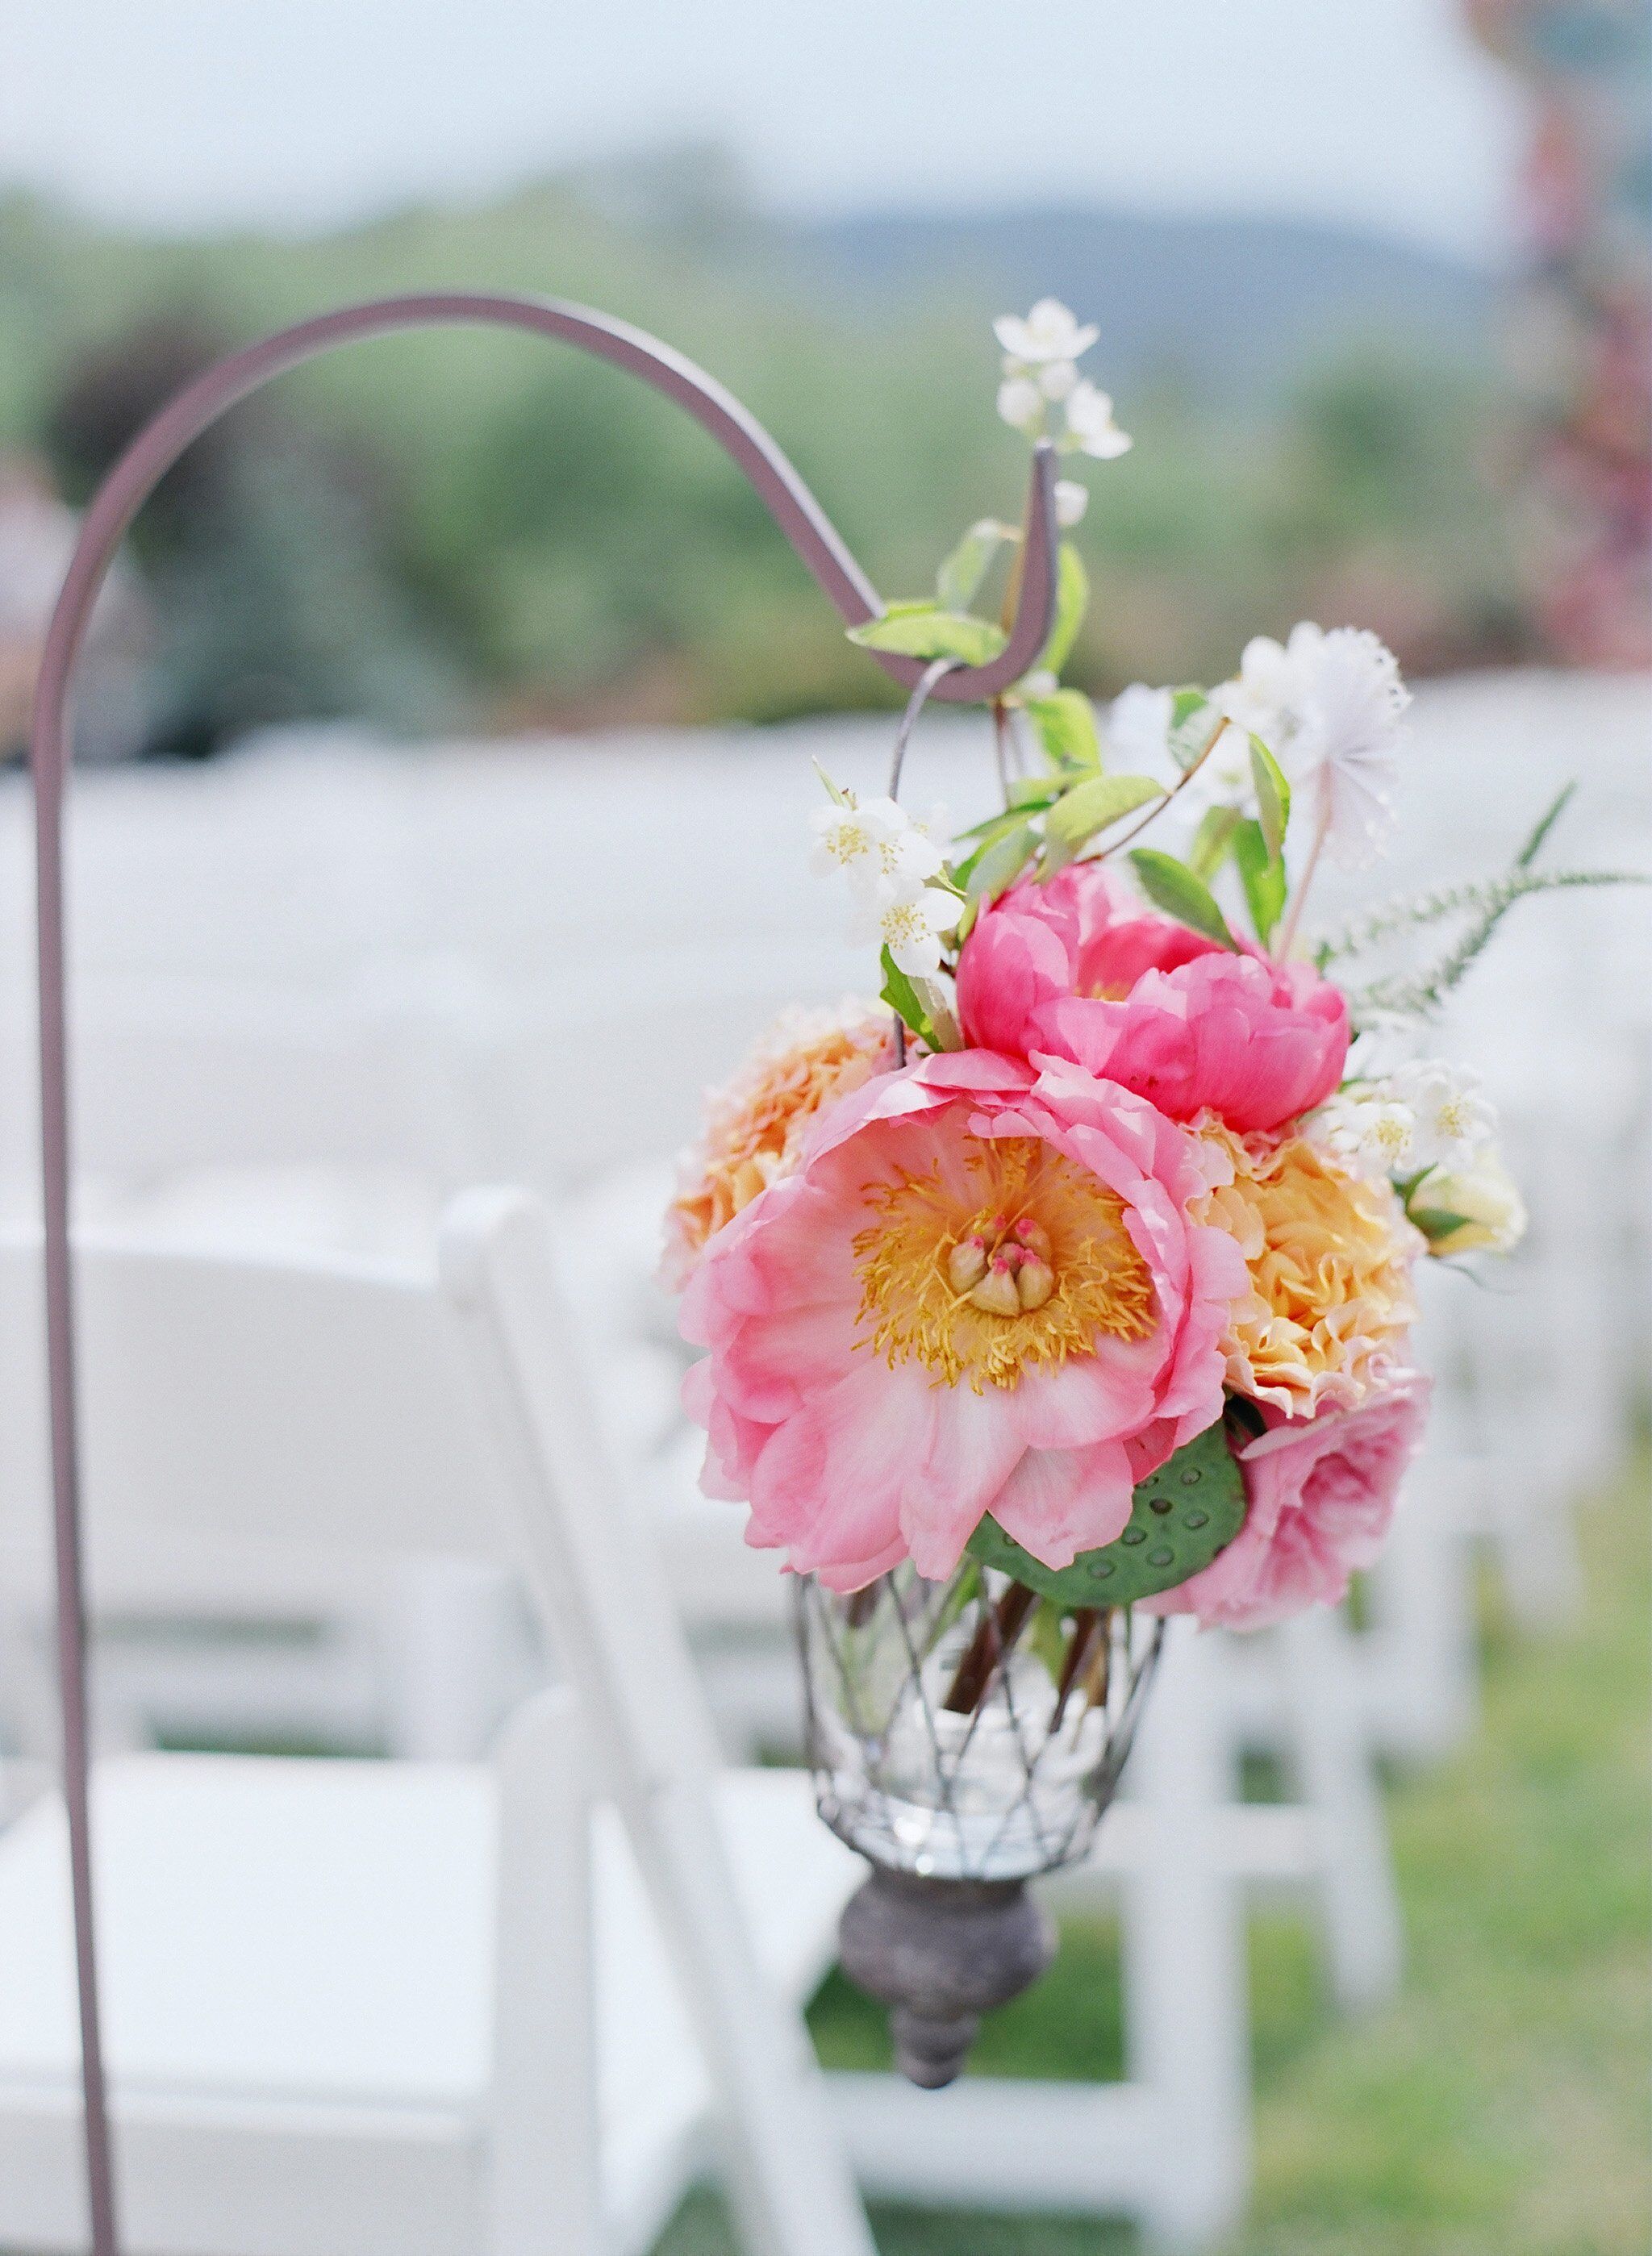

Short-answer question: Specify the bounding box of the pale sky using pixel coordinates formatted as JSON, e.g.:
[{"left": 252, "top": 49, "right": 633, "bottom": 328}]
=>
[{"left": 2, "top": 0, "right": 1525, "bottom": 261}]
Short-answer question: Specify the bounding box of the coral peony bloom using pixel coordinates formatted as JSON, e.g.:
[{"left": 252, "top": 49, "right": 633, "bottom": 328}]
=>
[
  {"left": 661, "top": 1002, "right": 895, "bottom": 1287},
  {"left": 1198, "top": 1124, "right": 1423, "bottom": 1416},
  {"left": 678, "top": 1051, "right": 1249, "bottom": 1591},
  {"left": 1148, "top": 1377, "right": 1430, "bottom": 1630},
  {"left": 956, "top": 861, "right": 1348, "bottom": 1134}
]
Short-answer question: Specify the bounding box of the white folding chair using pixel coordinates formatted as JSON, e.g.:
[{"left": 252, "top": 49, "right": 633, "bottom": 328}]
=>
[
  {"left": 0, "top": 974, "right": 527, "bottom": 1764},
  {"left": 444, "top": 1187, "right": 1273, "bottom": 2252},
  {"left": 0, "top": 1228, "right": 870, "bottom": 2256}
]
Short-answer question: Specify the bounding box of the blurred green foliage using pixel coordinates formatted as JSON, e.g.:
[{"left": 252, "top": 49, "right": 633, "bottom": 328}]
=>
[{"left": 0, "top": 177, "right": 1526, "bottom": 752}]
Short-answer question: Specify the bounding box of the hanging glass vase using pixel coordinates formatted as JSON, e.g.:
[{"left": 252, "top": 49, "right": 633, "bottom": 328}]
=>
[{"left": 796, "top": 1417, "right": 1245, "bottom": 2084}]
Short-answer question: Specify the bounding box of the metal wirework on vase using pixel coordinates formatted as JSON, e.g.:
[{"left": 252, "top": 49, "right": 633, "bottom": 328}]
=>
[{"left": 796, "top": 1563, "right": 1165, "bottom": 2083}]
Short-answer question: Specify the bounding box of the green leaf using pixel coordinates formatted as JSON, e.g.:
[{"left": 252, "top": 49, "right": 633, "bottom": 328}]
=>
[
  {"left": 1037, "top": 542, "right": 1089, "bottom": 677},
  {"left": 1028, "top": 1598, "right": 1071, "bottom": 1688},
  {"left": 849, "top": 607, "right": 1007, "bottom": 667},
  {"left": 1045, "top": 774, "right": 1162, "bottom": 861},
  {"left": 1187, "top": 805, "right": 1243, "bottom": 883},
  {"left": 811, "top": 760, "right": 851, "bottom": 808},
  {"left": 1166, "top": 687, "right": 1222, "bottom": 773},
  {"left": 967, "top": 1416, "right": 1247, "bottom": 1608},
  {"left": 1409, "top": 1205, "right": 1477, "bottom": 1243},
  {"left": 1128, "top": 849, "right": 1240, "bottom": 949},
  {"left": 1007, "top": 774, "right": 1066, "bottom": 812},
  {"left": 878, "top": 947, "right": 938, "bottom": 1049},
  {"left": 936, "top": 519, "right": 1015, "bottom": 614},
  {"left": 1233, "top": 819, "right": 1286, "bottom": 945},
  {"left": 952, "top": 807, "right": 1031, "bottom": 873},
  {"left": 1024, "top": 688, "right": 1101, "bottom": 772},
  {"left": 1248, "top": 736, "right": 1291, "bottom": 861},
  {"left": 963, "top": 819, "right": 1038, "bottom": 905}
]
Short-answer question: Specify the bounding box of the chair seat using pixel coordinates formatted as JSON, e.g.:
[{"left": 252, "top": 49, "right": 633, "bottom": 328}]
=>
[{"left": 0, "top": 1752, "right": 858, "bottom": 2238}]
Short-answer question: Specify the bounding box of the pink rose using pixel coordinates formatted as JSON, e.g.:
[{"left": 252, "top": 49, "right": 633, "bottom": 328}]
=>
[
  {"left": 957, "top": 862, "right": 1349, "bottom": 1135},
  {"left": 679, "top": 1049, "right": 1249, "bottom": 1591},
  {"left": 1147, "top": 1376, "right": 1431, "bottom": 1631}
]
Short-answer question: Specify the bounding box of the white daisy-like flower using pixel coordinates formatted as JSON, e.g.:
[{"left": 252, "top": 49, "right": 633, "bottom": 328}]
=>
[
  {"left": 852, "top": 883, "right": 960, "bottom": 978},
  {"left": 1306, "top": 1086, "right": 1420, "bottom": 1179},
  {"left": 994, "top": 298, "right": 1099, "bottom": 365},
  {"left": 1220, "top": 622, "right": 1409, "bottom": 866},
  {"left": 996, "top": 376, "right": 1044, "bottom": 436},
  {"left": 1062, "top": 379, "right": 1132, "bottom": 460},
  {"left": 1387, "top": 1061, "right": 1497, "bottom": 1174},
  {"left": 1054, "top": 478, "right": 1089, "bottom": 528},
  {"left": 811, "top": 794, "right": 943, "bottom": 898}
]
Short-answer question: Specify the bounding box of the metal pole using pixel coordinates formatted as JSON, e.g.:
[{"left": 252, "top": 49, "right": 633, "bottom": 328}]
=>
[{"left": 27, "top": 290, "right": 1060, "bottom": 2255}]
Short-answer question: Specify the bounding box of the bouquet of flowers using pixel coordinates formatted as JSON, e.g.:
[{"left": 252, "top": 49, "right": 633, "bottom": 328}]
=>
[{"left": 656, "top": 302, "right": 1635, "bottom": 2073}]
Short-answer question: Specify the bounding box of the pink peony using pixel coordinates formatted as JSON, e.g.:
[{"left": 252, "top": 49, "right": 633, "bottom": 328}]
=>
[
  {"left": 678, "top": 1049, "right": 1249, "bottom": 1591},
  {"left": 1147, "top": 1375, "right": 1430, "bottom": 1631},
  {"left": 956, "top": 862, "right": 1349, "bottom": 1135}
]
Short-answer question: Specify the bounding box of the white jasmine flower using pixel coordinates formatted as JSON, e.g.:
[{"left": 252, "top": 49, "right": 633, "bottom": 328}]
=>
[
  {"left": 1417, "top": 1146, "right": 1527, "bottom": 1256},
  {"left": 811, "top": 795, "right": 942, "bottom": 897},
  {"left": 1054, "top": 478, "right": 1089, "bottom": 528},
  {"left": 1218, "top": 626, "right": 1316, "bottom": 744},
  {"left": 994, "top": 298, "right": 1099, "bottom": 365},
  {"left": 1062, "top": 380, "right": 1132, "bottom": 461},
  {"left": 853, "top": 883, "right": 960, "bottom": 978},
  {"left": 997, "top": 376, "right": 1044, "bottom": 436},
  {"left": 1220, "top": 622, "right": 1410, "bottom": 866},
  {"left": 1307, "top": 1086, "right": 1420, "bottom": 1179},
  {"left": 1039, "top": 359, "right": 1080, "bottom": 401},
  {"left": 1104, "top": 682, "right": 1173, "bottom": 771},
  {"left": 1387, "top": 1061, "right": 1497, "bottom": 1174}
]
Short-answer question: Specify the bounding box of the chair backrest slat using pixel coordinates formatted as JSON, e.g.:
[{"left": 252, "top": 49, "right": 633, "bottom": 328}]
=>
[{"left": 0, "top": 1233, "right": 505, "bottom": 1565}]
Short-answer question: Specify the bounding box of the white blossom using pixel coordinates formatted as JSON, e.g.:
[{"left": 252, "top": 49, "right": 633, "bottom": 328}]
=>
[
  {"left": 1038, "top": 359, "right": 1080, "bottom": 401},
  {"left": 1220, "top": 622, "right": 1410, "bottom": 866},
  {"left": 996, "top": 376, "right": 1044, "bottom": 436},
  {"left": 810, "top": 794, "right": 941, "bottom": 898},
  {"left": 1386, "top": 1061, "right": 1497, "bottom": 1174},
  {"left": 994, "top": 298, "right": 1099, "bottom": 366},
  {"left": 852, "top": 883, "right": 960, "bottom": 978},
  {"left": 1104, "top": 683, "right": 1172, "bottom": 770},
  {"left": 1306, "top": 1087, "right": 1420, "bottom": 1179},
  {"left": 1054, "top": 478, "right": 1089, "bottom": 528},
  {"left": 1062, "top": 380, "right": 1132, "bottom": 461}
]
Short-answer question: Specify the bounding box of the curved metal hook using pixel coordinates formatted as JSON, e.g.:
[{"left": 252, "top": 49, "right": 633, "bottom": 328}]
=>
[{"left": 27, "top": 290, "right": 1059, "bottom": 2256}]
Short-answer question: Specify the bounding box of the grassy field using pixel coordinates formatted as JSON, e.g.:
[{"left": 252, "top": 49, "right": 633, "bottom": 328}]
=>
[{"left": 663, "top": 1443, "right": 1651, "bottom": 2255}]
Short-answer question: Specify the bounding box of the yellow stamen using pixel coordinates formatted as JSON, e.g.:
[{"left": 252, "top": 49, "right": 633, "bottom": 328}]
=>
[{"left": 852, "top": 1137, "right": 1156, "bottom": 1393}]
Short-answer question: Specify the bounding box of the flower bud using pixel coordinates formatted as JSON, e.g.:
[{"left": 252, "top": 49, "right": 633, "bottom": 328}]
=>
[
  {"left": 968, "top": 1257, "right": 1024, "bottom": 1318},
  {"left": 1016, "top": 1257, "right": 1054, "bottom": 1311},
  {"left": 946, "top": 1236, "right": 989, "bottom": 1292},
  {"left": 1415, "top": 1147, "right": 1526, "bottom": 1256}
]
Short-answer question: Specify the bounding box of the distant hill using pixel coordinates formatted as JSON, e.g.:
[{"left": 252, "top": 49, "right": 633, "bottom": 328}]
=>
[{"left": 794, "top": 205, "right": 1500, "bottom": 396}]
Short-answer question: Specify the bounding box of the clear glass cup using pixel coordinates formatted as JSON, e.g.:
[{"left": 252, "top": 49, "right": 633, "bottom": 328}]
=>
[{"left": 796, "top": 1561, "right": 1165, "bottom": 1883}]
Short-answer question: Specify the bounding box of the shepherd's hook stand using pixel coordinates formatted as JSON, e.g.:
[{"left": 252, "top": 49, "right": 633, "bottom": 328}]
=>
[{"left": 27, "top": 290, "right": 1059, "bottom": 2256}]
